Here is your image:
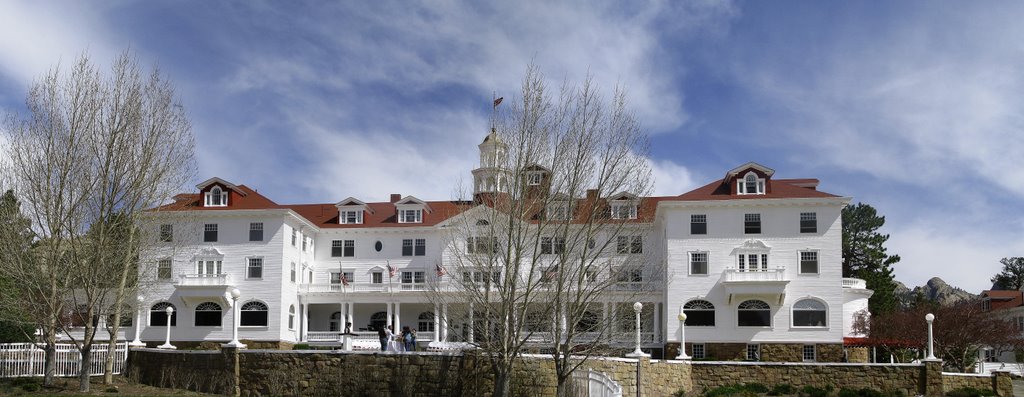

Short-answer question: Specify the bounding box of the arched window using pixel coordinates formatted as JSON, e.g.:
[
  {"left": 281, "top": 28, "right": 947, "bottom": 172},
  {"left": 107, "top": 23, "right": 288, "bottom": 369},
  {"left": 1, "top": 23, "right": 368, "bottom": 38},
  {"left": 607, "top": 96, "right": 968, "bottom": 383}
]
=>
[
  {"left": 738, "top": 300, "right": 771, "bottom": 327},
  {"left": 739, "top": 172, "right": 765, "bottom": 195},
  {"left": 476, "top": 219, "right": 490, "bottom": 226},
  {"left": 205, "top": 186, "right": 227, "bottom": 206},
  {"left": 240, "top": 301, "right": 268, "bottom": 327},
  {"left": 330, "top": 312, "right": 341, "bottom": 332},
  {"left": 418, "top": 311, "right": 435, "bottom": 332},
  {"left": 150, "top": 302, "right": 176, "bottom": 326},
  {"left": 370, "top": 311, "right": 387, "bottom": 331},
  {"left": 683, "top": 300, "right": 715, "bottom": 326},
  {"left": 194, "top": 302, "right": 222, "bottom": 326},
  {"left": 288, "top": 305, "right": 295, "bottom": 330},
  {"left": 792, "top": 299, "right": 827, "bottom": 327}
]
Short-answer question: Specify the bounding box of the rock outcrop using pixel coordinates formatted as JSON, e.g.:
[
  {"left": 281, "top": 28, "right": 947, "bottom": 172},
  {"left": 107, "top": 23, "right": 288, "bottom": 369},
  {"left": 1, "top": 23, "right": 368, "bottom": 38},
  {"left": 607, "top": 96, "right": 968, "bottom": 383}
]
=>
[{"left": 894, "top": 277, "right": 976, "bottom": 307}]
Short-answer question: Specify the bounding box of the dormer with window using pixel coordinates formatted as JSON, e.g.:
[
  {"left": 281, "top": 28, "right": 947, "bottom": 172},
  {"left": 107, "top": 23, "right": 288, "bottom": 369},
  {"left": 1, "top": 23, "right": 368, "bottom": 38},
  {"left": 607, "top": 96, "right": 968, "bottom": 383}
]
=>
[
  {"left": 546, "top": 193, "right": 572, "bottom": 221},
  {"left": 725, "top": 162, "right": 774, "bottom": 196},
  {"left": 395, "top": 195, "right": 430, "bottom": 224},
  {"left": 196, "top": 177, "right": 246, "bottom": 208},
  {"left": 608, "top": 192, "right": 639, "bottom": 220},
  {"left": 335, "top": 197, "right": 373, "bottom": 225}
]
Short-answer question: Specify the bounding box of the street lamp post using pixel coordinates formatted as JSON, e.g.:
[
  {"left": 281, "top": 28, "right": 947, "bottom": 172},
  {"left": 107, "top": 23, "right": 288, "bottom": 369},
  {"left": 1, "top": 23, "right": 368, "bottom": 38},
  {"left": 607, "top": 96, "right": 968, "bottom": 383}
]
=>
[
  {"left": 158, "top": 307, "right": 176, "bottom": 349},
  {"left": 625, "top": 302, "right": 650, "bottom": 358},
  {"left": 925, "top": 313, "right": 936, "bottom": 360},
  {"left": 129, "top": 296, "right": 145, "bottom": 347},
  {"left": 677, "top": 305, "right": 690, "bottom": 360},
  {"left": 224, "top": 288, "right": 246, "bottom": 348}
]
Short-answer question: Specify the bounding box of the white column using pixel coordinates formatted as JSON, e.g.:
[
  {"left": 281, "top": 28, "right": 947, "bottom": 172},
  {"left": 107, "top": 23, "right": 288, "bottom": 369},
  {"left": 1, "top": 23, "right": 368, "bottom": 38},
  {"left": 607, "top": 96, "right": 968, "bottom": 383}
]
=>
[
  {"left": 625, "top": 302, "right": 648, "bottom": 358},
  {"left": 925, "top": 313, "right": 937, "bottom": 360},
  {"left": 347, "top": 302, "right": 354, "bottom": 333},
  {"left": 468, "top": 302, "right": 475, "bottom": 343},
  {"left": 338, "top": 302, "right": 345, "bottom": 342},
  {"left": 386, "top": 302, "right": 393, "bottom": 328},
  {"left": 441, "top": 303, "right": 449, "bottom": 342},
  {"left": 677, "top": 304, "right": 690, "bottom": 360},
  {"left": 433, "top": 304, "right": 441, "bottom": 342},
  {"left": 158, "top": 307, "right": 175, "bottom": 350},
  {"left": 129, "top": 296, "right": 145, "bottom": 347},
  {"left": 394, "top": 302, "right": 402, "bottom": 333},
  {"left": 302, "top": 303, "right": 309, "bottom": 342}
]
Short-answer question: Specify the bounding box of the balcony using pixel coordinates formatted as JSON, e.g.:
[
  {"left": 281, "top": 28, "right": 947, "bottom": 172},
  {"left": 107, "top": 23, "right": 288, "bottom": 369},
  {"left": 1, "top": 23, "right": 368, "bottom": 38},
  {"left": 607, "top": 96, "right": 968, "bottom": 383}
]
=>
[
  {"left": 176, "top": 273, "right": 232, "bottom": 287},
  {"left": 721, "top": 268, "right": 789, "bottom": 305},
  {"left": 842, "top": 278, "right": 867, "bottom": 289},
  {"left": 301, "top": 282, "right": 428, "bottom": 294}
]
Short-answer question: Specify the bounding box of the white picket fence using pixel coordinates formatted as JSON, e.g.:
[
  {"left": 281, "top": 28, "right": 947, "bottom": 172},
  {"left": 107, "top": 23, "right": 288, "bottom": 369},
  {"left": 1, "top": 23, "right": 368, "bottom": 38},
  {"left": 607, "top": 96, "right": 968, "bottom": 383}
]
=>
[
  {"left": 572, "top": 368, "right": 623, "bottom": 397},
  {"left": 0, "top": 342, "right": 128, "bottom": 378}
]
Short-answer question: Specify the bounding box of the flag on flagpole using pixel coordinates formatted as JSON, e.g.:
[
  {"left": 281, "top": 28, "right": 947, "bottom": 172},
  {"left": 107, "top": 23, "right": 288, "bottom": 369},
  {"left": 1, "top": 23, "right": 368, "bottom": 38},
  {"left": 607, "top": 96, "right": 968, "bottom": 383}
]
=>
[
  {"left": 340, "top": 272, "right": 349, "bottom": 286},
  {"left": 435, "top": 263, "right": 447, "bottom": 277},
  {"left": 387, "top": 261, "right": 396, "bottom": 278},
  {"left": 493, "top": 97, "right": 503, "bottom": 107}
]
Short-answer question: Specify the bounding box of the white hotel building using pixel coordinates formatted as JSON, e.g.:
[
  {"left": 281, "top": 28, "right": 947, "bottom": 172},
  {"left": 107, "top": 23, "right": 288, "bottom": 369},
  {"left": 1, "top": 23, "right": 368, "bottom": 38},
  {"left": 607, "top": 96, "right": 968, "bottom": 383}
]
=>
[{"left": 128, "top": 134, "right": 871, "bottom": 361}]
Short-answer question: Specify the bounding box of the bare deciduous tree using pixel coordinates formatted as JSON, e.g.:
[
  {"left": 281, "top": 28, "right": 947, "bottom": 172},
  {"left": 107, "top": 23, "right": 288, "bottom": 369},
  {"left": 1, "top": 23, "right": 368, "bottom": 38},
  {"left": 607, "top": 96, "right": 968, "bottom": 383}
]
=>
[
  {"left": 430, "top": 66, "right": 655, "bottom": 397},
  {"left": 1, "top": 50, "right": 195, "bottom": 391}
]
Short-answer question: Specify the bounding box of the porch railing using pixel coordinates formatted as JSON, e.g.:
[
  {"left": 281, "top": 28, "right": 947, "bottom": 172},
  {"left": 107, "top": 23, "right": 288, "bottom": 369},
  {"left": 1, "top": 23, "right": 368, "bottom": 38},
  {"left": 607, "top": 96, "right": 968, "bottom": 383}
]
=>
[
  {"left": 302, "top": 282, "right": 431, "bottom": 293},
  {"left": 0, "top": 342, "right": 128, "bottom": 378},
  {"left": 842, "top": 278, "right": 867, "bottom": 289},
  {"left": 176, "top": 273, "right": 232, "bottom": 286},
  {"left": 722, "top": 268, "right": 786, "bottom": 282}
]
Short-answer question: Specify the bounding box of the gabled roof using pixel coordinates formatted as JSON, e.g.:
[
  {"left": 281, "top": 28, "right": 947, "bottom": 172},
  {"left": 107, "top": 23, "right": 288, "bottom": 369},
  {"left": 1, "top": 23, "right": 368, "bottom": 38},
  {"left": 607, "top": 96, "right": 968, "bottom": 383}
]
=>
[
  {"left": 726, "top": 162, "right": 775, "bottom": 179},
  {"left": 394, "top": 195, "right": 431, "bottom": 213},
  {"left": 153, "top": 184, "right": 278, "bottom": 211},
  {"left": 674, "top": 178, "right": 840, "bottom": 201},
  {"left": 196, "top": 177, "right": 247, "bottom": 196},
  {"left": 981, "top": 290, "right": 1024, "bottom": 310},
  {"left": 287, "top": 200, "right": 467, "bottom": 229},
  {"left": 608, "top": 191, "right": 639, "bottom": 201},
  {"left": 335, "top": 197, "right": 374, "bottom": 214}
]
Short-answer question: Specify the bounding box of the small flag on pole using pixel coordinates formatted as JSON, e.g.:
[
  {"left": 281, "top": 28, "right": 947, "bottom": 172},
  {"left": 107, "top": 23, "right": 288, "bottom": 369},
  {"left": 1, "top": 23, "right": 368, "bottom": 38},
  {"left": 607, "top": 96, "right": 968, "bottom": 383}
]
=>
[
  {"left": 387, "top": 261, "right": 396, "bottom": 278},
  {"left": 341, "top": 273, "right": 350, "bottom": 286},
  {"left": 493, "top": 97, "right": 503, "bottom": 107},
  {"left": 435, "top": 263, "right": 447, "bottom": 277}
]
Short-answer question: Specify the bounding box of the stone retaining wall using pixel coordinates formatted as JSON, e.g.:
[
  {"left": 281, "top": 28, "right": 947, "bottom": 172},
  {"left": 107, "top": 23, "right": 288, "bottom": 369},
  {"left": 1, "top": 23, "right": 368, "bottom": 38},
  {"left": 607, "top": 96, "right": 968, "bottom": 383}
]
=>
[{"left": 126, "top": 348, "right": 1013, "bottom": 397}]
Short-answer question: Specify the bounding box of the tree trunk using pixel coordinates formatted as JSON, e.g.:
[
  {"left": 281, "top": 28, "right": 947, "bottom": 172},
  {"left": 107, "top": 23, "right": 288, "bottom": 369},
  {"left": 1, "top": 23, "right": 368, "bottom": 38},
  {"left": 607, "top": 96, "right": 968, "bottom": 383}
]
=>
[
  {"left": 493, "top": 371, "right": 511, "bottom": 397},
  {"left": 79, "top": 344, "right": 91, "bottom": 392},
  {"left": 103, "top": 332, "right": 117, "bottom": 384},
  {"left": 43, "top": 342, "right": 56, "bottom": 387}
]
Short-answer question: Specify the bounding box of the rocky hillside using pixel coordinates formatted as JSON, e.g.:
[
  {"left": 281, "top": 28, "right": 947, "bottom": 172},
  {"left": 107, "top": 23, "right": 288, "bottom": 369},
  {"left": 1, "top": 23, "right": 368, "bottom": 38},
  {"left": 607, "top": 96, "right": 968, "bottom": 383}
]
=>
[{"left": 894, "top": 277, "right": 977, "bottom": 307}]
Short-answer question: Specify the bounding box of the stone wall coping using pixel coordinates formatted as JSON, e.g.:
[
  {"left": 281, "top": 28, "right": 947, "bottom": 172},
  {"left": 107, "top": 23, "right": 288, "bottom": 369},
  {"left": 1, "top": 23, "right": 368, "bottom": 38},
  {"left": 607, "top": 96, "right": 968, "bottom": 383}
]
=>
[
  {"left": 518, "top": 353, "right": 640, "bottom": 363},
  {"left": 942, "top": 372, "right": 993, "bottom": 377},
  {"left": 133, "top": 348, "right": 220, "bottom": 355},
  {"left": 240, "top": 349, "right": 463, "bottom": 356},
  {"left": 689, "top": 361, "right": 924, "bottom": 367}
]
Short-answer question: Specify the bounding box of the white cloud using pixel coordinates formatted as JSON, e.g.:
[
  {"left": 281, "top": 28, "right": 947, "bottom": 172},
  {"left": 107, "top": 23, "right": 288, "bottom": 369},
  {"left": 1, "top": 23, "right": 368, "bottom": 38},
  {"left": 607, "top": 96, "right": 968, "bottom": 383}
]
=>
[
  {"left": 649, "top": 159, "right": 697, "bottom": 196},
  {"left": 888, "top": 222, "right": 1024, "bottom": 293}
]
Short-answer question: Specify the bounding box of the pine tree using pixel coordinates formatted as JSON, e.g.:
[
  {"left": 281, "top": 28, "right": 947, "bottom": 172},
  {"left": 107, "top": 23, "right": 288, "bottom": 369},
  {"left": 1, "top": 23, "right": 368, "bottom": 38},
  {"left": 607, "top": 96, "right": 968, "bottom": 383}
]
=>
[
  {"left": 990, "top": 257, "right": 1024, "bottom": 290},
  {"left": 0, "top": 190, "right": 37, "bottom": 342},
  {"left": 842, "top": 202, "right": 901, "bottom": 315}
]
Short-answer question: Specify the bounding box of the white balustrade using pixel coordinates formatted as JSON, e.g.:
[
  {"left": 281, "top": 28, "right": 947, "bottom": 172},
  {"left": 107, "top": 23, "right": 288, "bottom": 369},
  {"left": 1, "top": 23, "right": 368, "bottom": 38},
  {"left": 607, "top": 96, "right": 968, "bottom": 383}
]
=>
[
  {"left": 722, "top": 268, "right": 786, "bottom": 282},
  {"left": 176, "top": 273, "right": 231, "bottom": 286},
  {"left": 842, "top": 278, "right": 867, "bottom": 289}
]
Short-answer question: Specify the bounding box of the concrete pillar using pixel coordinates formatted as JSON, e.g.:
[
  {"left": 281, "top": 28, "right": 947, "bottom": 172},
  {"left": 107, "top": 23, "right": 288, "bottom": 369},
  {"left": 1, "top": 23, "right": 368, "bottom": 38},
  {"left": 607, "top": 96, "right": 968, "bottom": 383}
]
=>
[
  {"left": 301, "top": 303, "right": 309, "bottom": 342},
  {"left": 395, "top": 302, "right": 401, "bottom": 332},
  {"left": 992, "top": 371, "right": 1013, "bottom": 397},
  {"left": 221, "top": 346, "right": 241, "bottom": 397},
  {"left": 433, "top": 304, "right": 441, "bottom": 341},
  {"left": 386, "top": 302, "right": 393, "bottom": 328},
  {"left": 654, "top": 302, "right": 662, "bottom": 344},
  {"left": 469, "top": 302, "right": 475, "bottom": 343},
  {"left": 441, "top": 303, "right": 449, "bottom": 341},
  {"left": 347, "top": 302, "right": 354, "bottom": 333},
  {"left": 922, "top": 360, "right": 943, "bottom": 397}
]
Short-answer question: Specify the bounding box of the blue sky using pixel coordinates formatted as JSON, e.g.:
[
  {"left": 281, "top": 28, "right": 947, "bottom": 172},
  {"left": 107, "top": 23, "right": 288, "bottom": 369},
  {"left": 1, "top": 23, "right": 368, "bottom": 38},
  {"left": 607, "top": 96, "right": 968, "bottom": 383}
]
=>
[{"left": 1, "top": 1, "right": 1022, "bottom": 293}]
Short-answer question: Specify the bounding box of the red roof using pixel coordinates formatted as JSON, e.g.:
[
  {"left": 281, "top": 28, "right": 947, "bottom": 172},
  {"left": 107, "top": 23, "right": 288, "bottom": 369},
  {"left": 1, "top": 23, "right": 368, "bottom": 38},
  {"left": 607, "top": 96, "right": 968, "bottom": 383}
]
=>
[
  {"left": 286, "top": 201, "right": 468, "bottom": 228},
  {"left": 674, "top": 178, "right": 840, "bottom": 201},
  {"left": 981, "top": 290, "right": 1024, "bottom": 310},
  {"left": 153, "top": 185, "right": 283, "bottom": 211}
]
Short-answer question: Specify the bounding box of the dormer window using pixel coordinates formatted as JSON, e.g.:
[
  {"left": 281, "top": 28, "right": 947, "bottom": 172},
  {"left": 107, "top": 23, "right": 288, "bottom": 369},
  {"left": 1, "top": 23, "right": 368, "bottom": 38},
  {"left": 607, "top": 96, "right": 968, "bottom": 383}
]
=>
[
  {"left": 399, "top": 209, "right": 422, "bottom": 223},
  {"left": 610, "top": 203, "right": 637, "bottom": 220},
  {"left": 205, "top": 186, "right": 228, "bottom": 207},
  {"left": 340, "top": 210, "right": 363, "bottom": 224},
  {"left": 547, "top": 203, "right": 570, "bottom": 221},
  {"left": 738, "top": 172, "right": 765, "bottom": 195},
  {"left": 526, "top": 171, "right": 543, "bottom": 186}
]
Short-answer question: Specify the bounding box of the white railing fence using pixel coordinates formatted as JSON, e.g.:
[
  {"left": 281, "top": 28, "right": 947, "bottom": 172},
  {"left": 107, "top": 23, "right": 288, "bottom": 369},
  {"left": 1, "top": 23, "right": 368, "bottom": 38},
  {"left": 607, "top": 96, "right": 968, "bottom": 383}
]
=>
[
  {"left": 0, "top": 342, "right": 128, "bottom": 378},
  {"left": 571, "top": 368, "right": 623, "bottom": 397}
]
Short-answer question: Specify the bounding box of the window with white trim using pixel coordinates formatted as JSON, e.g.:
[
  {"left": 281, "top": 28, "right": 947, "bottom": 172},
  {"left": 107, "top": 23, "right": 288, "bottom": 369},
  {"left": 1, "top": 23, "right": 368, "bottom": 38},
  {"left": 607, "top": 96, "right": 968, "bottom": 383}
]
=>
[
  {"left": 159, "top": 224, "right": 173, "bottom": 242},
  {"left": 157, "top": 259, "right": 172, "bottom": 280},
  {"left": 616, "top": 235, "right": 642, "bottom": 254},
  {"left": 290, "top": 262, "right": 296, "bottom": 283},
  {"left": 738, "top": 172, "right": 765, "bottom": 195},
  {"left": 402, "top": 239, "right": 426, "bottom": 256},
  {"left": 692, "top": 343, "right": 706, "bottom": 359},
  {"left": 288, "top": 305, "right": 295, "bottom": 330},
  {"left": 401, "top": 271, "right": 425, "bottom": 289},
  {"left": 744, "top": 213, "right": 761, "bottom": 234},
  {"left": 690, "top": 214, "right": 707, "bottom": 235},
  {"left": 246, "top": 257, "right": 263, "bottom": 279},
  {"left": 547, "top": 203, "right": 570, "bottom": 221},
  {"left": 418, "top": 311, "right": 435, "bottom": 332},
  {"left": 204, "top": 223, "right": 218, "bottom": 242},
  {"left": 690, "top": 252, "right": 708, "bottom": 275},
  {"left": 541, "top": 237, "right": 566, "bottom": 255},
  {"left": 205, "top": 186, "right": 228, "bottom": 206},
  {"left": 249, "top": 222, "right": 263, "bottom": 241},
  {"left": 399, "top": 209, "right": 422, "bottom": 223},
  {"left": 800, "top": 212, "right": 817, "bottom": 233},
  {"left": 196, "top": 260, "right": 222, "bottom": 275},
  {"left": 240, "top": 301, "right": 269, "bottom": 327},
  {"left": 737, "top": 253, "right": 768, "bottom": 272},
  {"left": 738, "top": 300, "right": 771, "bottom": 327},
  {"left": 803, "top": 345, "right": 816, "bottom": 362},
  {"left": 683, "top": 300, "right": 715, "bottom": 326},
  {"left": 746, "top": 344, "right": 761, "bottom": 361},
  {"left": 372, "top": 272, "right": 383, "bottom": 284},
  {"left": 150, "top": 302, "right": 176, "bottom": 326},
  {"left": 194, "top": 302, "right": 223, "bottom": 326},
  {"left": 793, "top": 299, "right": 827, "bottom": 327},
  {"left": 467, "top": 237, "right": 498, "bottom": 254},
  {"left": 611, "top": 203, "right": 638, "bottom": 220},
  {"left": 526, "top": 171, "right": 542, "bottom": 186},
  {"left": 291, "top": 229, "right": 297, "bottom": 246},
  {"left": 799, "top": 251, "right": 819, "bottom": 274},
  {"left": 340, "top": 210, "right": 363, "bottom": 224}
]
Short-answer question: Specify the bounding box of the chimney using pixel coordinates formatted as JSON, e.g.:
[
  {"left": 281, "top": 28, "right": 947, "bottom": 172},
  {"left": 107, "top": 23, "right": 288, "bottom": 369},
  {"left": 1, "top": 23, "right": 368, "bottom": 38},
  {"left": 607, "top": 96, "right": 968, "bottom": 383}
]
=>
[
  {"left": 586, "top": 189, "right": 599, "bottom": 202},
  {"left": 390, "top": 193, "right": 402, "bottom": 203}
]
